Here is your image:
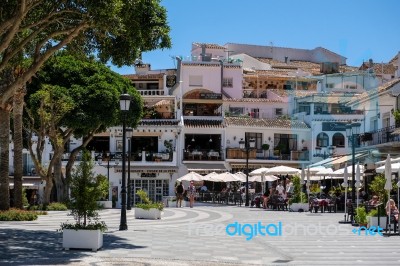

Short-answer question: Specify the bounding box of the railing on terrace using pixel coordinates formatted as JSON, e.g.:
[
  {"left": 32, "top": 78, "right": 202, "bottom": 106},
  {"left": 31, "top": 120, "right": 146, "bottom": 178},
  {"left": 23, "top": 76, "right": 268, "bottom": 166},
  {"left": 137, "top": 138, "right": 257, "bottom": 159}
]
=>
[
  {"left": 138, "top": 89, "right": 165, "bottom": 96},
  {"left": 242, "top": 89, "right": 268, "bottom": 99},
  {"left": 225, "top": 148, "right": 309, "bottom": 161},
  {"left": 142, "top": 111, "right": 175, "bottom": 119},
  {"left": 182, "top": 149, "right": 224, "bottom": 161},
  {"left": 360, "top": 125, "right": 400, "bottom": 146}
]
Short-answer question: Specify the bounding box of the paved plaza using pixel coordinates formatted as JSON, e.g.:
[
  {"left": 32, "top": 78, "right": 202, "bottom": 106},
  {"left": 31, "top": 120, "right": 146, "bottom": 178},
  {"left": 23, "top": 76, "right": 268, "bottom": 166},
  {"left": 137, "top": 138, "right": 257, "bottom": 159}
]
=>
[{"left": 1, "top": 204, "right": 400, "bottom": 265}]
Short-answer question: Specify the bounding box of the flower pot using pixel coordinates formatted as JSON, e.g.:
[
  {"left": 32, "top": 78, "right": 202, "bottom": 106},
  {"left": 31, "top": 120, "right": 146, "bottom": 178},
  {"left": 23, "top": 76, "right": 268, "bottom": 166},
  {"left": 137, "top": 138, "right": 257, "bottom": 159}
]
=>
[
  {"left": 134, "top": 208, "right": 162, "bottom": 219},
  {"left": 289, "top": 203, "right": 309, "bottom": 212},
  {"left": 62, "top": 229, "right": 103, "bottom": 251}
]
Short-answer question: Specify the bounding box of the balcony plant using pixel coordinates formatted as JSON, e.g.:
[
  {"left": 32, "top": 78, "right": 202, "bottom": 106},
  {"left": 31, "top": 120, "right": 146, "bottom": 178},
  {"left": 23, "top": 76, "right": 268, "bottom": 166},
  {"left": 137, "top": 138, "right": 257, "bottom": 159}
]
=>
[
  {"left": 262, "top": 143, "right": 270, "bottom": 159},
  {"left": 60, "top": 150, "right": 107, "bottom": 251},
  {"left": 355, "top": 206, "right": 367, "bottom": 226},
  {"left": 134, "top": 189, "right": 164, "bottom": 219}
]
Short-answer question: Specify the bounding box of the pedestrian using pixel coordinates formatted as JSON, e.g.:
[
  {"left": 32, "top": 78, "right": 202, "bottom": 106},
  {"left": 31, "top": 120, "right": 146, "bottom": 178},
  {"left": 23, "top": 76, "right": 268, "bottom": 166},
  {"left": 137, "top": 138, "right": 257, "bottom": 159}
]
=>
[
  {"left": 187, "top": 180, "right": 196, "bottom": 208},
  {"left": 175, "top": 181, "right": 185, "bottom": 207}
]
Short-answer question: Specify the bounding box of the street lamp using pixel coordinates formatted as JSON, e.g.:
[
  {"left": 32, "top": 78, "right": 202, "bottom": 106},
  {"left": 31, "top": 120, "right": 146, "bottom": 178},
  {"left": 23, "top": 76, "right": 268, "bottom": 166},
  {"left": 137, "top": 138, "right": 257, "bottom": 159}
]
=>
[
  {"left": 119, "top": 93, "right": 131, "bottom": 231},
  {"left": 126, "top": 128, "right": 133, "bottom": 210},
  {"left": 346, "top": 122, "right": 361, "bottom": 225},
  {"left": 239, "top": 137, "right": 256, "bottom": 207}
]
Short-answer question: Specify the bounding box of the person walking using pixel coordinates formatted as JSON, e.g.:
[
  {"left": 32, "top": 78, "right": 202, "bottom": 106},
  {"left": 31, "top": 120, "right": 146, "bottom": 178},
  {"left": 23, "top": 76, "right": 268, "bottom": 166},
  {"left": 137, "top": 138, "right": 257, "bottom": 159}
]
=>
[
  {"left": 175, "top": 181, "right": 185, "bottom": 207},
  {"left": 187, "top": 181, "right": 196, "bottom": 208}
]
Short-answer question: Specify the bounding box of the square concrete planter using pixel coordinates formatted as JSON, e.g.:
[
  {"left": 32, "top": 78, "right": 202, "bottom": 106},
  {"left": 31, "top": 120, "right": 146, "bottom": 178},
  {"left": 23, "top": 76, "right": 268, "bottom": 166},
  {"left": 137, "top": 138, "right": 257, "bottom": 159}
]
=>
[
  {"left": 134, "top": 208, "right": 162, "bottom": 219},
  {"left": 289, "top": 203, "right": 309, "bottom": 212},
  {"left": 96, "top": 201, "right": 112, "bottom": 209},
  {"left": 62, "top": 229, "right": 103, "bottom": 251},
  {"left": 367, "top": 216, "right": 387, "bottom": 229}
]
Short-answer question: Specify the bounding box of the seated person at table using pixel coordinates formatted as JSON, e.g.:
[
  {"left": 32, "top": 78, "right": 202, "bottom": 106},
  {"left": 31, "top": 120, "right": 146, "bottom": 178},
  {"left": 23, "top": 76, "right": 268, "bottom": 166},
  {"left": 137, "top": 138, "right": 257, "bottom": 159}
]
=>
[
  {"left": 200, "top": 184, "right": 208, "bottom": 192},
  {"left": 386, "top": 199, "right": 399, "bottom": 222},
  {"left": 369, "top": 195, "right": 380, "bottom": 206},
  {"left": 276, "top": 182, "right": 284, "bottom": 196}
]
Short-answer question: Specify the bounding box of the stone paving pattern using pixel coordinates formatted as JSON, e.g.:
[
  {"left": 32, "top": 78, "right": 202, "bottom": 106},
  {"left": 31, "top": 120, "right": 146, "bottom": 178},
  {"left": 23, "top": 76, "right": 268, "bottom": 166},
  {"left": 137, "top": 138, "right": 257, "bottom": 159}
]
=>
[{"left": 1, "top": 204, "right": 400, "bottom": 265}]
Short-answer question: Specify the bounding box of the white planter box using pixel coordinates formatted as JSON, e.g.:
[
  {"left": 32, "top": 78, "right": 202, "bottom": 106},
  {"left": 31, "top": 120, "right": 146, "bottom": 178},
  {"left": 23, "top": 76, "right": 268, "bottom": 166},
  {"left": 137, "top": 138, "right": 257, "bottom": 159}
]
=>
[
  {"left": 134, "top": 208, "right": 162, "bottom": 219},
  {"left": 62, "top": 229, "right": 103, "bottom": 251},
  {"left": 367, "top": 216, "right": 387, "bottom": 229},
  {"left": 97, "top": 201, "right": 112, "bottom": 209},
  {"left": 289, "top": 203, "right": 309, "bottom": 212}
]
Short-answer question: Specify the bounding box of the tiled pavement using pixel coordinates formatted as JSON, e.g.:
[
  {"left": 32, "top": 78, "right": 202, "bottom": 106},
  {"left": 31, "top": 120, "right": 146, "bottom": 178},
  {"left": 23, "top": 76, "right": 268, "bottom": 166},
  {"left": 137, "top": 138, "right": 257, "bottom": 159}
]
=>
[{"left": 1, "top": 204, "right": 400, "bottom": 265}]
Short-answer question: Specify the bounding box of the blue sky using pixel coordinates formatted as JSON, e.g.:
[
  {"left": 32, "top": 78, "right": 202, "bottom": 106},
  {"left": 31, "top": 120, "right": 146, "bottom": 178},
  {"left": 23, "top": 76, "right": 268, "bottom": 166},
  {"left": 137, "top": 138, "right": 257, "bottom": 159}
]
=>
[{"left": 110, "top": 0, "right": 400, "bottom": 75}]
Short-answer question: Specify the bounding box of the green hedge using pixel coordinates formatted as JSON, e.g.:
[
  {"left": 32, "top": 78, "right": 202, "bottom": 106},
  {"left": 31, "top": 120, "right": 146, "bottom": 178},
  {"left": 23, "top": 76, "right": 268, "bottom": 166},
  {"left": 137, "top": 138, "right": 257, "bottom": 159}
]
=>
[
  {"left": 47, "top": 202, "right": 68, "bottom": 211},
  {"left": 0, "top": 209, "right": 38, "bottom": 221}
]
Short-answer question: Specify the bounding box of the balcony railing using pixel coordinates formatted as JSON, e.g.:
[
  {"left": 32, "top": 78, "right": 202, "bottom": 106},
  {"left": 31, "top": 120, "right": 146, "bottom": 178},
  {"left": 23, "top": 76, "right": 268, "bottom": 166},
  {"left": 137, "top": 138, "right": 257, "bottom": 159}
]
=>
[
  {"left": 138, "top": 89, "right": 165, "bottom": 96},
  {"left": 360, "top": 125, "right": 400, "bottom": 146},
  {"left": 225, "top": 148, "right": 309, "bottom": 161},
  {"left": 182, "top": 149, "right": 224, "bottom": 161}
]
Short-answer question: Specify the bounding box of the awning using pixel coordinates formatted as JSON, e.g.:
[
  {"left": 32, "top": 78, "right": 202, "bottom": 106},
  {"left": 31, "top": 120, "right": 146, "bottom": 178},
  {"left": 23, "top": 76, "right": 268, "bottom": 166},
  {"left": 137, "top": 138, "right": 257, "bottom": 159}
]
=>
[
  {"left": 116, "top": 166, "right": 178, "bottom": 174},
  {"left": 309, "top": 156, "right": 343, "bottom": 167},
  {"left": 183, "top": 99, "right": 222, "bottom": 104},
  {"left": 325, "top": 153, "right": 367, "bottom": 166},
  {"left": 185, "top": 163, "right": 226, "bottom": 174}
]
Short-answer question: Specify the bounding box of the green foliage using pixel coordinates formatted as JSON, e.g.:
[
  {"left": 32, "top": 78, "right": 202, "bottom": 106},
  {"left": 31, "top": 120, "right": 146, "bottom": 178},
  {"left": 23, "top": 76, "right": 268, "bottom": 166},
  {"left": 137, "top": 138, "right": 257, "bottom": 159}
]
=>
[
  {"left": 309, "top": 183, "right": 321, "bottom": 194},
  {"left": 393, "top": 109, "right": 400, "bottom": 124},
  {"left": 96, "top": 174, "right": 109, "bottom": 200},
  {"left": 367, "top": 208, "right": 386, "bottom": 217},
  {"left": 22, "top": 188, "right": 29, "bottom": 207},
  {"left": 60, "top": 150, "right": 107, "bottom": 232},
  {"left": 47, "top": 202, "right": 68, "bottom": 211},
  {"left": 0, "top": 209, "right": 38, "bottom": 221},
  {"left": 289, "top": 176, "right": 308, "bottom": 204},
  {"left": 135, "top": 189, "right": 164, "bottom": 211},
  {"left": 262, "top": 144, "right": 270, "bottom": 150},
  {"left": 355, "top": 207, "right": 367, "bottom": 224},
  {"left": 164, "top": 139, "right": 173, "bottom": 153},
  {"left": 369, "top": 174, "right": 397, "bottom": 203}
]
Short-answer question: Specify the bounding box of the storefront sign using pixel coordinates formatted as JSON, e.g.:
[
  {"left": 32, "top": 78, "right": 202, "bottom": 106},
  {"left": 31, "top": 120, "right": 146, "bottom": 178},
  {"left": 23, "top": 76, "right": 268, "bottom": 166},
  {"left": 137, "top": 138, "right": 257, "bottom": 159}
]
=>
[
  {"left": 199, "top": 93, "right": 222, "bottom": 99},
  {"left": 322, "top": 122, "right": 347, "bottom": 131},
  {"left": 166, "top": 75, "right": 176, "bottom": 87}
]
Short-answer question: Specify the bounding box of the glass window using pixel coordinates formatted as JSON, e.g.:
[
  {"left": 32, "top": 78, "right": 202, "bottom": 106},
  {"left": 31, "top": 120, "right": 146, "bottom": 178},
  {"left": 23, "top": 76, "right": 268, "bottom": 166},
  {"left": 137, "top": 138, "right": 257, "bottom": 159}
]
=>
[
  {"left": 316, "top": 132, "right": 329, "bottom": 147},
  {"left": 275, "top": 108, "right": 283, "bottom": 116},
  {"left": 332, "top": 133, "right": 345, "bottom": 147},
  {"left": 245, "top": 132, "right": 262, "bottom": 151},
  {"left": 223, "top": 78, "right": 233, "bottom": 88}
]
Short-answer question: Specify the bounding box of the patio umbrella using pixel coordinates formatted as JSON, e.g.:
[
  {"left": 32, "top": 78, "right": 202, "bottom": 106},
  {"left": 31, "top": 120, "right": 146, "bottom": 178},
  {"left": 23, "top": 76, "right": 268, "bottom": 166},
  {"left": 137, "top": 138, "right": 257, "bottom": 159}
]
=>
[
  {"left": 384, "top": 154, "right": 392, "bottom": 231},
  {"left": 376, "top": 162, "right": 400, "bottom": 174},
  {"left": 332, "top": 165, "right": 364, "bottom": 178},
  {"left": 308, "top": 166, "right": 326, "bottom": 174},
  {"left": 234, "top": 172, "right": 247, "bottom": 182},
  {"left": 250, "top": 167, "right": 270, "bottom": 194},
  {"left": 202, "top": 172, "right": 220, "bottom": 181},
  {"left": 177, "top": 171, "right": 204, "bottom": 182},
  {"left": 355, "top": 162, "right": 362, "bottom": 210},
  {"left": 217, "top": 172, "right": 242, "bottom": 182},
  {"left": 266, "top": 165, "right": 300, "bottom": 175},
  {"left": 248, "top": 175, "right": 279, "bottom": 182},
  {"left": 342, "top": 164, "right": 349, "bottom": 222}
]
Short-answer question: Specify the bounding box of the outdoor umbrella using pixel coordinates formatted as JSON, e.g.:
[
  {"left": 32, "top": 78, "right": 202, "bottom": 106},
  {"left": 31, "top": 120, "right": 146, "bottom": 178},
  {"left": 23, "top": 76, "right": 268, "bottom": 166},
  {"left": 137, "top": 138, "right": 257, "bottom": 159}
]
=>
[
  {"left": 308, "top": 166, "right": 326, "bottom": 174},
  {"left": 250, "top": 167, "right": 270, "bottom": 194},
  {"left": 342, "top": 164, "right": 349, "bottom": 222},
  {"left": 234, "top": 172, "right": 247, "bottom": 182},
  {"left": 248, "top": 175, "right": 279, "bottom": 182},
  {"left": 266, "top": 165, "right": 300, "bottom": 175},
  {"left": 332, "top": 165, "right": 364, "bottom": 178},
  {"left": 384, "top": 154, "right": 392, "bottom": 231},
  {"left": 202, "top": 172, "right": 221, "bottom": 182},
  {"left": 177, "top": 171, "right": 204, "bottom": 182},
  {"left": 376, "top": 162, "right": 400, "bottom": 174},
  {"left": 217, "top": 172, "right": 242, "bottom": 182},
  {"left": 355, "top": 162, "right": 362, "bottom": 210}
]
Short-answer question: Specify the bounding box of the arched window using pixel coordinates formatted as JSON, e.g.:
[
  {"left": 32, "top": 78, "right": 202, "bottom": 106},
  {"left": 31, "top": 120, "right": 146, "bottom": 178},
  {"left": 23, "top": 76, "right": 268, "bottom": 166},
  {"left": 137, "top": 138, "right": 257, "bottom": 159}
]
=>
[
  {"left": 316, "top": 133, "right": 329, "bottom": 147},
  {"left": 332, "top": 133, "right": 345, "bottom": 147}
]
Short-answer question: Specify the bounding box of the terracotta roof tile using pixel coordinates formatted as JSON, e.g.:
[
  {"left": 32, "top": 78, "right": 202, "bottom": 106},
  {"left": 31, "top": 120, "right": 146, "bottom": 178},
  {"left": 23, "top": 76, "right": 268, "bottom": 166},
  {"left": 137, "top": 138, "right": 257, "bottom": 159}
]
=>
[
  {"left": 140, "top": 120, "right": 179, "bottom": 126},
  {"left": 268, "top": 89, "right": 318, "bottom": 98},
  {"left": 359, "top": 62, "right": 397, "bottom": 75},
  {"left": 348, "top": 78, "right": 400, "bottom": 104},
  {"left": 224, "top": 117, "right": 309, "bottom": 129},
  {"left": 192, "top": 42, "right": 226, "bottom": 50},
  {"left": 223, "top": 98, "right": 283, "bottom": 103}
]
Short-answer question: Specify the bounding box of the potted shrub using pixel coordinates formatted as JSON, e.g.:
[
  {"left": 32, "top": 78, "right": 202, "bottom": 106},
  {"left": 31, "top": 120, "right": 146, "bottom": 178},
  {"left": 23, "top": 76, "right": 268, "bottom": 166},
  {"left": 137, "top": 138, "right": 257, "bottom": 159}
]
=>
[
  {"left": 355, "top": 206, "right": 368, "bottom": 226},
  {"left": 96, "top": 174, "right": 112, "bottom": 209},
  {"left": 262, "top": 143, "right": 270, "bottom": 159},
  {"left": 60, "top": 150, "right": 107, "bottom": 251},
  {"left": 134, "top": 189, "right": 164, "bottom": 219},
  {"left": 288, "top": 176, "right": 309, "bottom": 212}
]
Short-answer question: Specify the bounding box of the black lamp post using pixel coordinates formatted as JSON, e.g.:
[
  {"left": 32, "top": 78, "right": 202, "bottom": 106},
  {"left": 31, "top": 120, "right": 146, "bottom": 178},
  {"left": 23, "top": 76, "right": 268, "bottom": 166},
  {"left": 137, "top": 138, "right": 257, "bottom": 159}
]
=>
[
  {"left": 345, "top": 122, "right": 361, "bottom": 224},
  {"left": 119, "top": 93, "right": 131, "bottom": 231},
  {"left": 126, "top": 128, "right": 133, "bottom": 210},
  {"left": 239, "top": 137, "right": 256, "bottom": 207}
]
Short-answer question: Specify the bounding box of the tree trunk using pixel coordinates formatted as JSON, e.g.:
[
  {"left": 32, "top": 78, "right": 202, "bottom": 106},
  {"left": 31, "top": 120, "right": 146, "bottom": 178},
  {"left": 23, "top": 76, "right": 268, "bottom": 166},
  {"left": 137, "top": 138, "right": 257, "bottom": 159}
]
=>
[
  {"left": 43, "top": 174, "right": 53, "bottom": 205},
  {"left": 0, "top": 107, "right": 10, "bottom": 210},
  {"left": 53, "top": 151, "right": 65, "bottom": 202},
  {"left": 12, "top": 87, "right": 25, "bottom": 209}
]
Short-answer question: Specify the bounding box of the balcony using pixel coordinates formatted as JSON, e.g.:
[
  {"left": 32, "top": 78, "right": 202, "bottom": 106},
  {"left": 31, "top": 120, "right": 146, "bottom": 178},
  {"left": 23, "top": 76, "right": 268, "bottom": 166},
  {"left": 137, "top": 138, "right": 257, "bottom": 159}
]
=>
[
  {"left": 182, "top": 149, "right": 224, "bottom": 161},
  {"left": 225, "top": 148, "right": 309, "bottom": 161},
  {"left": 359, "top": 126, "right": 400, "bottom": 147},
  {"left": 138, "top": 89, "right": 165, "bottom": 96}
]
